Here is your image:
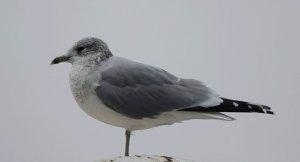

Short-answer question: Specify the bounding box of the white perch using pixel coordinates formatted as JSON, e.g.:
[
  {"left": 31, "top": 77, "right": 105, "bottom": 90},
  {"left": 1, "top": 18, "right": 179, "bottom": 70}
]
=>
[{"left": 96, "top": 155, "right": 194, "bottom": 162}]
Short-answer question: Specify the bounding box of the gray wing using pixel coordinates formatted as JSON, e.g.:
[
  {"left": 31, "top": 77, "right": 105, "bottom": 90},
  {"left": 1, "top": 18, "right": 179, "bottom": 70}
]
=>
[{"left": 95, "top": 59, "right": 222, "bottom": 119}]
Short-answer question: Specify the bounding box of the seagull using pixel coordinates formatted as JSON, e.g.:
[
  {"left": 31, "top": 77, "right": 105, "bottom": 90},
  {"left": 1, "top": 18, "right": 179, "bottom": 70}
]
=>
[{"left": 51, "top": 37, "right": 274, "bottom": 156}]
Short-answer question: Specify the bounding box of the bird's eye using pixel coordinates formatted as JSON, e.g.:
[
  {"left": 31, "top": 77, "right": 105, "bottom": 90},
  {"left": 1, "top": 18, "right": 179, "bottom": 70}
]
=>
[{"left": 77, "top": 47, "right": 85, "bottom": 52}]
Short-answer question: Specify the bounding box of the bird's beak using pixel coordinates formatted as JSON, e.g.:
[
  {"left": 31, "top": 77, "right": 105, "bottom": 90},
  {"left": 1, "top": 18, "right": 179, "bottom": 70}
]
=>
[{"left": 50, "top": 55, "right": 71, "bottom": 65}]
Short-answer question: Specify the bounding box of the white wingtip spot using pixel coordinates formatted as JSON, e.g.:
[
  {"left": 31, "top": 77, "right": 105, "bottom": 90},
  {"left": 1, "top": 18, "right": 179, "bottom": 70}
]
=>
[
  {"left": 262, "top": 109, "right": 267, "bottom": 113},
  {"left": 232, "top": 102, "right": 239, "bottom": 107},
  {"left": 248, "top": 105, "right": 252, "bottom": 109}
]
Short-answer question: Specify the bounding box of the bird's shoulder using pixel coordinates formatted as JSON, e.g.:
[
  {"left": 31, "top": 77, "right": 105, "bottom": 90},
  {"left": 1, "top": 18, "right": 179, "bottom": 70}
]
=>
[{"left": 98, "top": 56, "right": 179, "bottom": 87}]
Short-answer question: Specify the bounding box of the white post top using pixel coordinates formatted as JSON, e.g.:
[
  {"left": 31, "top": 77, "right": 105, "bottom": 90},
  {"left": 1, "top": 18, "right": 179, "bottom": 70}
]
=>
[{"left": 95, "top": 155, "right": 194, "bottom": 162}]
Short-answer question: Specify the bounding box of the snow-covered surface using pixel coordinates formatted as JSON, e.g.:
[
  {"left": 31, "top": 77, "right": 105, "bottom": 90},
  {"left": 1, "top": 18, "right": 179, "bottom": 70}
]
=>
[{"left": 96, "top": 155, "right": 194, "bottom": 162}]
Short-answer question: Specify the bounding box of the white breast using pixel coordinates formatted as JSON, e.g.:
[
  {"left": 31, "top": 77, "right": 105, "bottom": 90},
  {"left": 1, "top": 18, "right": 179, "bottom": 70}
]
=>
[{"left": 69, "top": 62, "right": 143, "bottom": 130}]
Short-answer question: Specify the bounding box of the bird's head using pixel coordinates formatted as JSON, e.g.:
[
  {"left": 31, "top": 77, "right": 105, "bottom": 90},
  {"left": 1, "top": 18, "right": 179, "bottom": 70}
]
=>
[{"left": 51, "top": 37, "right": 112, "bottom": 65}]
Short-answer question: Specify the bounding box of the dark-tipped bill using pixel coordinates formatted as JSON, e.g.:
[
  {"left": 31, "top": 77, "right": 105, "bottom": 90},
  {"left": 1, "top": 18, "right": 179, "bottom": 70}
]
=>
[{"left": 50, "top": 55, "right": 70, "bottom": 65}]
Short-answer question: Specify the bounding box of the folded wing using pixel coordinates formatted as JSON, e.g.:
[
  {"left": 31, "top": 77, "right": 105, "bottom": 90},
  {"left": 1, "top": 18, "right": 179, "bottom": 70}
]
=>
[{"left": 95, "top": 58, "right": 223, "bottom": 119}]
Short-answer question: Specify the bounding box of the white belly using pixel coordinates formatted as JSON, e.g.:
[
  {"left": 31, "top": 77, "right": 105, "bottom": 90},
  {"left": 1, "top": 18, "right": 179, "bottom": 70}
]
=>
[
  {"left": 77, "top": 94, "right": 139, "bottom": 129},
  {"left": 77, "top": 94, "right": 187, "bottom": 130}
]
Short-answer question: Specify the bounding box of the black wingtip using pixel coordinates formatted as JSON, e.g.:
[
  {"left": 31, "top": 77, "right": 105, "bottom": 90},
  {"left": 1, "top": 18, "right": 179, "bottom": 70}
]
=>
[
  {"left": 258, "top": 105, "right": 274, "bottom": 115},
  {"left": 180, "top": 98, "right": 275, "bottom": 115}
]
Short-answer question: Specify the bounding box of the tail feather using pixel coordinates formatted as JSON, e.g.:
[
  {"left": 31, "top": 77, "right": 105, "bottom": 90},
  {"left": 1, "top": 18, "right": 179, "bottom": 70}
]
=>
[{"left": 180, "top": 98, "right": 274, "bottom": 115}]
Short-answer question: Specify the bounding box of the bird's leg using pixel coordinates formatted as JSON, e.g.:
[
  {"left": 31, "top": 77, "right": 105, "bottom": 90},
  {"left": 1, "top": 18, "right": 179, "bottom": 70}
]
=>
[{"left": 125, "top": 129, "right": 131, "bottom": 156}]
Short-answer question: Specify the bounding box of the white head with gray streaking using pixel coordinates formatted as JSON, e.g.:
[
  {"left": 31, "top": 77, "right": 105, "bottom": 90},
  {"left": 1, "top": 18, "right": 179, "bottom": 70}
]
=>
[{"left": 51, "top": 37, "right": 113, "bottom": 65}]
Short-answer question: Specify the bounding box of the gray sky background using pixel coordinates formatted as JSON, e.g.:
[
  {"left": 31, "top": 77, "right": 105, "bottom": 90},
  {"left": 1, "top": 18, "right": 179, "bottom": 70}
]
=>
[{"left": 0, "top": 0, "right": 299, "bottom": 162}]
